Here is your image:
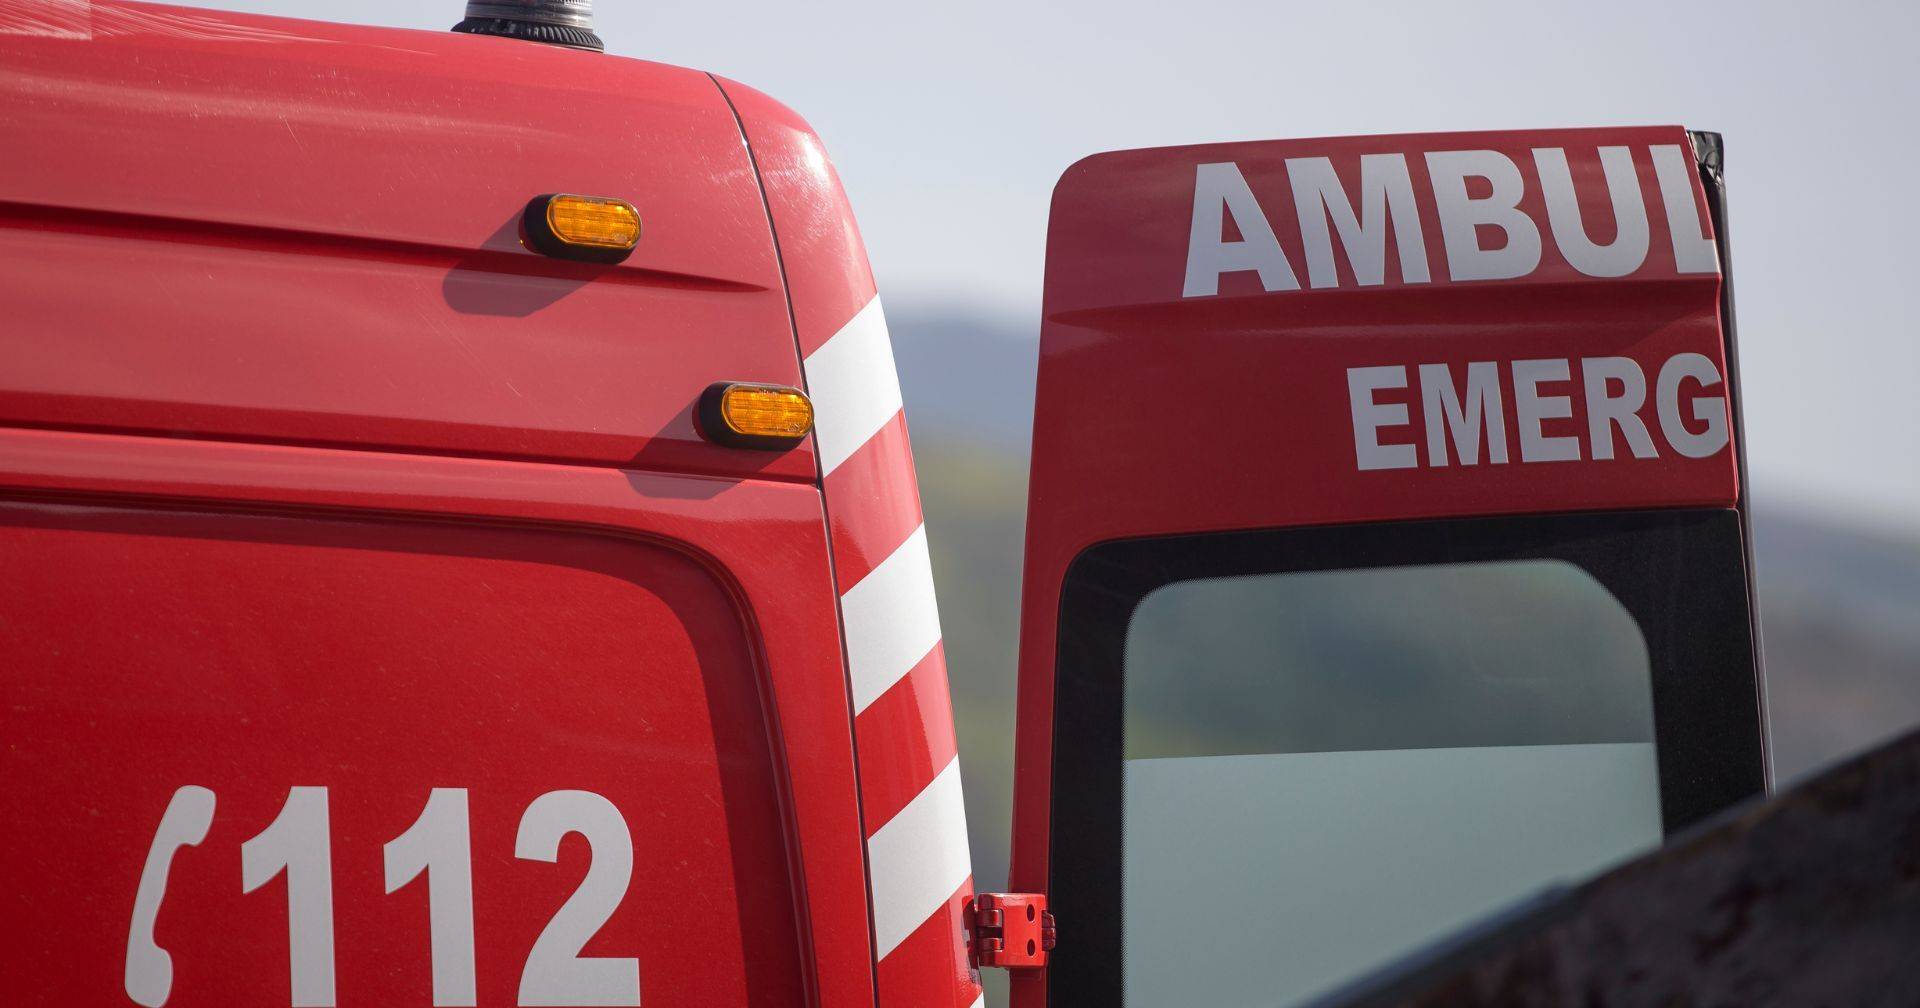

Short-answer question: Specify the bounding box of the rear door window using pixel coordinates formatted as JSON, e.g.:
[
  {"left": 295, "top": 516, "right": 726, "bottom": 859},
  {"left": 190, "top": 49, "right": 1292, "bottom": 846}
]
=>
[
  {"left": 1049, "top": 508, "right": 1763, "bottom": 1008},
  {"left": 1125, "top": 560, "right": 1658, "bottom": 1007}
]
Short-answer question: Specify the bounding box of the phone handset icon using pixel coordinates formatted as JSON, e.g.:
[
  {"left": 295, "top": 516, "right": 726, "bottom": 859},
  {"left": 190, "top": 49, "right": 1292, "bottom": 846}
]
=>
[{"left": 125, "top": 786, "right": 216, "bottom": 1008}]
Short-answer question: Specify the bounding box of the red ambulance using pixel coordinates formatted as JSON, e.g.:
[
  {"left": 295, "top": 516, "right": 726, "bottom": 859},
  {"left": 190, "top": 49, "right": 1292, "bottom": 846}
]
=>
[{"left": 0, "top": 3, "right": 1765, "bottom": 1007}]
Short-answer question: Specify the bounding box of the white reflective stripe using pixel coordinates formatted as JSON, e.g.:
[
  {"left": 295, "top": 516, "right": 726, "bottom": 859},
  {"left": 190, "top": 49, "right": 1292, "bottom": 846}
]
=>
[
  {"left": 842, "top": 524, "right": 942, "bottom": 714},
  {"left": 0, "top": 0, "right": 92, "bottom": 39},
  {"left": 867, "top": 756, "right": 972, "bottom": 958},
  {"left": 968, "top": 995, "right": 985, "bottom": 1008},
  {"left": 803, "top": 296, "right": 903, "bottom": 476}
]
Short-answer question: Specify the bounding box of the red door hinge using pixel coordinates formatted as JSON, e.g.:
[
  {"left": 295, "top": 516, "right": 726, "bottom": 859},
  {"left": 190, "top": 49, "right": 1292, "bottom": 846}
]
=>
[{"left": 967, "top": 893, "right": 1055, "bottom": 970}]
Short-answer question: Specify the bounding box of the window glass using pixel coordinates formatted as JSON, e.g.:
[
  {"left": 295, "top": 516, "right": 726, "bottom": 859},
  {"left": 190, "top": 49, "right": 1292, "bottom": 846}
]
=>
[
  {"left": 1121, "top": 561, "right": 1660, "bottom": 1007},
  {"left": 1044, "top": 509, "right": 1765, "bottom": 1008}
]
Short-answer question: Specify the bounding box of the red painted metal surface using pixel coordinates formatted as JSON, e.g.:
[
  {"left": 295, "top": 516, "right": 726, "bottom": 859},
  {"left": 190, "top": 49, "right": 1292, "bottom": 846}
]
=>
[
  {"left": 1009, "top": 127, "right": 1737, "bottom": 1006},
  {"left": 723, "top": 79, "right": 984, "bottom": 1008},
  {"left": 0, "top": 428, "right": 872, "bottom": 1006},
  {"left": 0, "top": 3, "right": 981, "bottom": 1005},
  {"left": 0, "top": 1, "right": 811, "bottom": 482},
  {"left": 2, "top": 500, "right": 805, "bottom": 1005}
]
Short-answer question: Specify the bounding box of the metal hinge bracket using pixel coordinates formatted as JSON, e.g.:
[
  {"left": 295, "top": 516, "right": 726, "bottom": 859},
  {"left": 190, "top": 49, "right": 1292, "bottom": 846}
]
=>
[{"left": 967, "top": 893, "right": 1055, "bottom": 970}]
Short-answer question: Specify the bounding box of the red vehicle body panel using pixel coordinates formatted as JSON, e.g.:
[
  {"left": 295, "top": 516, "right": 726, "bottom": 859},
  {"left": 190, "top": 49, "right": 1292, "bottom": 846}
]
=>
[
  {"left": 0, "top": 432, "right": 870, "bottom": 1007},
  {"left": 721, "top": 80, "right": 982, "bottom": 1008},
  {"left": 0, "top": 3, "right": 809, "bottom": 481},
  {"left": 3, "top": 500, "right": 807, "bottom": 1004},
  {"left": 1009, "top": 127, "right": 1739, "bottom": 1006},
  {"left": 0, "top": 5, "right": 978, "bottom": 1007}
]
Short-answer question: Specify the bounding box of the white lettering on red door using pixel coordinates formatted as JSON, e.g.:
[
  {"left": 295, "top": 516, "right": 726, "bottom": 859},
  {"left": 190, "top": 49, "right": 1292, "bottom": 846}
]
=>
[
  {"left": 1184, "top": 143, "right": 1719, "bottom": 296},
  {"left": 1346, "top": 354, "right": 1729, "bottom": 471},
  {"left": 514, "top": 791, "right": 642, "bottom": 1008},
  {"left": 124, "top": 787, "right": 642, "bottom": 1008},
  {"left": 1584, "top": 356, "right": 1659, "bottom": 460},
  {"left": 126, "top": 786, "right": 218, "bottom": 1008},
  {"left": 384, "top": 788, "right": 477, "bottom": 1007},
  {"left": 1657, "top": 352, "right": 1730, "bottom": 458},
  {"left": 1426, "top": 149, "right": 1543, "bottom": 282},
  {"left": 1183, "top": 162, "right": 1299, "bottom": 297},
  {"left": 1417, "top": 362, "right": 1506, "bottom": 466},
  {"left": 1347, "top": 365, "right": 1418, "bottom": 471},
  {"left": 1653, "top": 145, "right": 1721, "bottom": 273},
  {"left": 1287, "top": 153, "right": 1429, "bottom": 288},
  {"left": 240, "top": 787, "right": 337, "bottom": 1007},
  {"left": 1533, "top": 146, "right": 1650, "bottom": 277},
  {"left": 1512, "top": 358, "right": 1581, "bottom": 463}
]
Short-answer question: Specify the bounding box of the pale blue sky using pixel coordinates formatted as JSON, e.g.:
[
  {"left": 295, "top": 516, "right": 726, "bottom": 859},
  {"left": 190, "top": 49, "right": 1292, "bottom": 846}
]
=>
[{"left": 196, "top": 0, "right": 1920, "bottom": 527}]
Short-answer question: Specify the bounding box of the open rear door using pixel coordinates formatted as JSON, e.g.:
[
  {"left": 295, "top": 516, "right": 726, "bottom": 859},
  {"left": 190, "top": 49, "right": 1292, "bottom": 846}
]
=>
[{"left": 1007, "top": 127, "right": 1765, "bottom": 1008}]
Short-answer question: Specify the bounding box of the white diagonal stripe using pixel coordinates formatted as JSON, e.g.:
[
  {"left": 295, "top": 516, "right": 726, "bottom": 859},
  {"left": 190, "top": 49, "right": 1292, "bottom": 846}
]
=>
[
  {"left": 867, "top": 756, "right": 972, "bottom": 958},
  {"left": 842, "top": 523, "right": 942, "bottom": 714},
  {"left": 968, "top": 995, "right": 985, "bottom": 1008},
  {"left": 803, "top": 296, "right": 903, "bottom": 476}
]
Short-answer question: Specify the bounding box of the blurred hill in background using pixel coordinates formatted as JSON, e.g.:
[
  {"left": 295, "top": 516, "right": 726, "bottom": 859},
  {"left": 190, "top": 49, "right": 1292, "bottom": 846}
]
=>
[{"left": 887, "top": 304, "right": 1920, "bottom": 900}]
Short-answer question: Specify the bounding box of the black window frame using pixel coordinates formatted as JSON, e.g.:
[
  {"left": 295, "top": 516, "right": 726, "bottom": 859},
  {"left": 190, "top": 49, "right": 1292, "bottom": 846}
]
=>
[{"left": 1045, "top": 506, "right": 1765, "bottom": 1008}]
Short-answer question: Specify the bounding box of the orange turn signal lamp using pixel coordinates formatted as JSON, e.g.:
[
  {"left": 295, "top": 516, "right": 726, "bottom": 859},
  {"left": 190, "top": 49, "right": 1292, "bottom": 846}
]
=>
[
  {"left": 698, "top": 382, "right": 813, "bottom": 450},
  {"left": 523, "top": 194, "right": 640, "bottom": 264}
]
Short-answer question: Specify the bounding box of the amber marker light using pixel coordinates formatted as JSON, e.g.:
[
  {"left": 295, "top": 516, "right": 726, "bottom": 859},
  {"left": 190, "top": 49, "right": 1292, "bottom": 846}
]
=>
[
  {"left": 523, "top": 194, "right": 640, "bottom": 263},
  {"left": 697, "top": 383, "right": 814, "bottom": 450}
]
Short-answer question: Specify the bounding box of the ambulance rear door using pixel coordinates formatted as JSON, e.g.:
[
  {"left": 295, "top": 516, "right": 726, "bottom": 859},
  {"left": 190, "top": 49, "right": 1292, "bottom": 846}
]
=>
[{"left": 1008, "top": 127, "right": 1765, "bottom": 1008}]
